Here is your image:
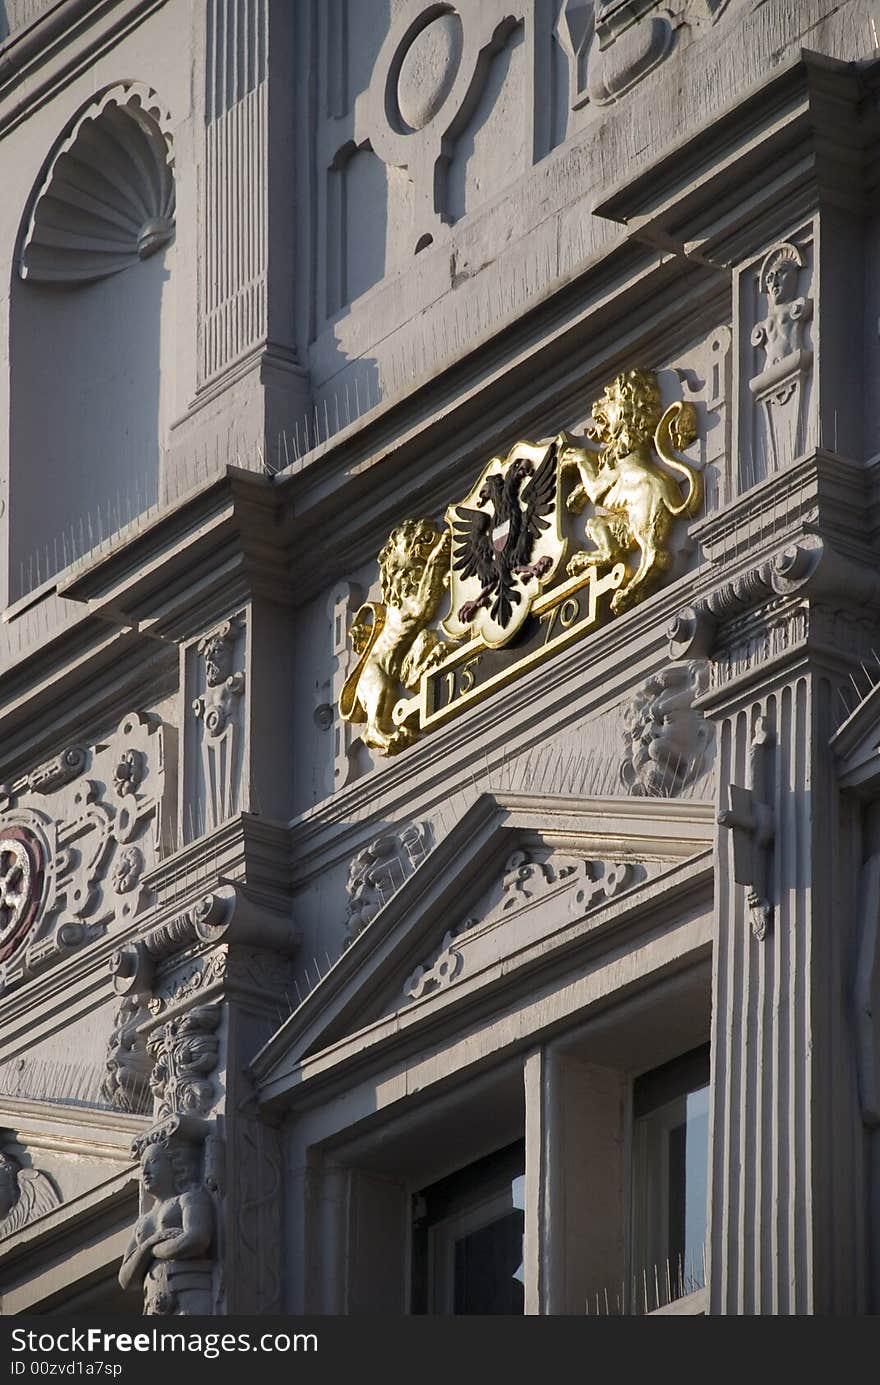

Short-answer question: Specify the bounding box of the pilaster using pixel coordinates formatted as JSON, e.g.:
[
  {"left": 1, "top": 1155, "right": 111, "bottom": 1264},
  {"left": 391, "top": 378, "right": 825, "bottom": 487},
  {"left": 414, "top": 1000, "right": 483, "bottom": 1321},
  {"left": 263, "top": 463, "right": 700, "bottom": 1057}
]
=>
[{"left": 671, "top": 537, "right": 873, "bottom": 1313}]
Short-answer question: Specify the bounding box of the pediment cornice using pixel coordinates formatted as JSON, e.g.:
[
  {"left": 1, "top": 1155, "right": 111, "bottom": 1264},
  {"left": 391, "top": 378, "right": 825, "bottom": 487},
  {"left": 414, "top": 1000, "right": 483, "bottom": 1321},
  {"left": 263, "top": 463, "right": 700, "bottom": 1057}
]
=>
[{"left": 251, "top": 791, "right": 714, "bottom": 1110}]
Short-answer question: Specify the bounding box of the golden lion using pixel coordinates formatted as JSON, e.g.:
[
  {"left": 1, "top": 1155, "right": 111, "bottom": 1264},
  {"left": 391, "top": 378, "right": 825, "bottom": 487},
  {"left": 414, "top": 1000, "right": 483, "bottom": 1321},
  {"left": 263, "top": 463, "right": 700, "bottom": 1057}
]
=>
[
  {"left": 340, "top": 519, "right": 451, "bottom": 755},
  {"left": 561, "top": 369, "right": 701, "bottom": 614}
]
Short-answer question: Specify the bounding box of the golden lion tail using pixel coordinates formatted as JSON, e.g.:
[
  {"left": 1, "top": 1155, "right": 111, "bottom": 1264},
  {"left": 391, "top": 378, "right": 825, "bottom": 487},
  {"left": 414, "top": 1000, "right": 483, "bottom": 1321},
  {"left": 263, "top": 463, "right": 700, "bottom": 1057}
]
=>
[
  {"left": 654, "top": 400, "right": 702, "bottom": 517},
  {"left": 339, "top": 603, "right": 386, "bottom": 724}
]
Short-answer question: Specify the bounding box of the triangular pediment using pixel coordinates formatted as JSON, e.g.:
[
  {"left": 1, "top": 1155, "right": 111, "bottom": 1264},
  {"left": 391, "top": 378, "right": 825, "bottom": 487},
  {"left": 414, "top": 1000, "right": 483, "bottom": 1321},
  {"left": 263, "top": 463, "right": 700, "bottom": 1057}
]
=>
[
  {"left": 253, "top": 793, "right": 714, "bottom": 1104},
  {"left": 833, "top": 682, "right": 880, "bottom": 794}
]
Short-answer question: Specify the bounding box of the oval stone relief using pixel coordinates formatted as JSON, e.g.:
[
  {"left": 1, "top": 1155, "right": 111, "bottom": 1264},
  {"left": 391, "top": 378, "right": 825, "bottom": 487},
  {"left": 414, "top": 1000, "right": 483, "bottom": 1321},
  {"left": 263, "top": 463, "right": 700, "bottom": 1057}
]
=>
[{"left": 396, "top": 10, "right": 463, "bottom": 131}]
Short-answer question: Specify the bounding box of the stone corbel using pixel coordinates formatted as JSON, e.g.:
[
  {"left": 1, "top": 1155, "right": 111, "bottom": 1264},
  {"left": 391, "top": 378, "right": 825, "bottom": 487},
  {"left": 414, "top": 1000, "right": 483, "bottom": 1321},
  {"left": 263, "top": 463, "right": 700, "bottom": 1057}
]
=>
[
  {"left": 110, "top": 882, "right": 300, "bottom": 1000},
  {"left": 717, "top": 715, "right": 775, "bottom": 940}
]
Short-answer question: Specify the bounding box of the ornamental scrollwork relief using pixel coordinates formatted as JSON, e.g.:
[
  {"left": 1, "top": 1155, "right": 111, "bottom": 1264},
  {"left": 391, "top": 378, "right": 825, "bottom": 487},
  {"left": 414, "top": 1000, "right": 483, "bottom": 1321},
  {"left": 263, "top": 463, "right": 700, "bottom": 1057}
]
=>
[
  {"left": 0, "top": 709, "right": 174, "bottom": 994},
  {"left": 401, "top": 852, "right": 640, "bottom": 1003},
  {"left": 555, "top": 0, "right": 732, "bottom": 112}
]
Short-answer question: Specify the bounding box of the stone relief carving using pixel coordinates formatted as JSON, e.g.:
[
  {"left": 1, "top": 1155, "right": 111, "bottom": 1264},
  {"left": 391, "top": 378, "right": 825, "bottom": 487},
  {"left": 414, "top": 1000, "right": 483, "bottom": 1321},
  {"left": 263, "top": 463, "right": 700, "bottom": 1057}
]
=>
[
  {"left": 402, "top": 850, "right": 639, "bottom": 1002},
  {"left": 404, "top": 923, "right": 474, "bottom": 1001},
  {"left": 718, "top": 714, "right": 775, "bottom": 940},
  {"left": 19, "top": 83, "right": 174, "bottom": 285},
  {"left": 497, "top": 849, "right": 579, "bottom": 911},
  {"left": 26, "top": 747, "right": 87, "bottom": 795},
  {"left": 119, "top": 1118, "right": 214, "bottom": 1317},
  {"left": 147, "top": 1006, "right": 222, "bottom": 1120},
  {"left": 0, "top": 1151, "right": 61, "bottom": 1238},
  {"left": 192, "top": 618, "right": 245, "bottom": 831},
  {"left": 343, "top": 821, "right": 433, "bottom": 948},
  {"left": 0, "top": 828, "right": 44, "bottom": 966},
  {"left": 555, "top": 0, "right": 732, "bottom": 111},
  {"left": 748, "top": 241, "right": 813, "bottom": 475},
  {"left": 0, "top": 710, "right": 175, "bottom": 993},
  {"left": 620, "top": 662, "right": 711, "bottom": 797},
  {"left": 101, "top": 996, "right": 153, "bottom": 1113},
  {"left": 358, "top": 2, "right": 521, "bottom": 242},
  {"left": 112, "top": 846, "right": 144, "bottom": 895}
]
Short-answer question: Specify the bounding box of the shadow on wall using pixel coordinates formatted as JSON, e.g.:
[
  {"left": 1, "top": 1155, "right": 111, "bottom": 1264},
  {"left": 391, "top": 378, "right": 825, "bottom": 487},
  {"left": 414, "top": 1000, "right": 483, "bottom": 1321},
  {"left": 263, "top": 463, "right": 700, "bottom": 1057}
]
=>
[
  {"left": 8, "top": 248, "right": 172, "bottom": 600},
  {"left": 6, "top": 82, "right": 176, "bottom": 602}
]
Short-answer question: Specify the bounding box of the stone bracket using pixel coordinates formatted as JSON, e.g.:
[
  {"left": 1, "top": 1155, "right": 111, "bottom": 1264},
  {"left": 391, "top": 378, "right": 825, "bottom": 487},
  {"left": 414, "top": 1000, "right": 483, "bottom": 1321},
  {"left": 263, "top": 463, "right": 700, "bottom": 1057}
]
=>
[{"left": 718, "top": 715, "right": 775, "bottom": 940}]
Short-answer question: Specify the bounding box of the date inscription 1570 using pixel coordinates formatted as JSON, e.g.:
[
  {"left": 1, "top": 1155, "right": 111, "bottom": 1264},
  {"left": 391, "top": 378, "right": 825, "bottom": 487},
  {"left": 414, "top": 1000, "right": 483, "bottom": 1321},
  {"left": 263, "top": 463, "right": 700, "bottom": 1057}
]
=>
[{"left": 401, "top": 562, "right": 625, "bottom": 736}]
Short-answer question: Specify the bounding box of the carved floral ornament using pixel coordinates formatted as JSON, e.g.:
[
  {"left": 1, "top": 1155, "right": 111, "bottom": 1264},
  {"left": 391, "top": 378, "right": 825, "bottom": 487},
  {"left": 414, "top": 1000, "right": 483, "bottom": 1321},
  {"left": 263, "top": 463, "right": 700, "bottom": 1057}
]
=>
[{"left": 340, "top": 368, "right": 702, "bottom": 755}]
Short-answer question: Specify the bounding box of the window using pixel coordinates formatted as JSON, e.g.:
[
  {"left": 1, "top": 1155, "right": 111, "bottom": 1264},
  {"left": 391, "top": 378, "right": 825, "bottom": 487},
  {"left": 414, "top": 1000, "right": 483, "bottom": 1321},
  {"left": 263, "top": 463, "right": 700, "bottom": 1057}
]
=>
[
  {"left": 630, "top": 1044, "right": 710, "bottom": 1312},
  {"left": 411, "top": 1140, "right": 525, "bottom": 1315}
]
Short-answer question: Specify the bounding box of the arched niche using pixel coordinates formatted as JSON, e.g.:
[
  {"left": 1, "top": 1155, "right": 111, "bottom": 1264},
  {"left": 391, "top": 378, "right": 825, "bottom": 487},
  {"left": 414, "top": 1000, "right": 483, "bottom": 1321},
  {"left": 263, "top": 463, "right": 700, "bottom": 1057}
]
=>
[{"left": 7, "top": 82, "right": 176, "bottom": 603}]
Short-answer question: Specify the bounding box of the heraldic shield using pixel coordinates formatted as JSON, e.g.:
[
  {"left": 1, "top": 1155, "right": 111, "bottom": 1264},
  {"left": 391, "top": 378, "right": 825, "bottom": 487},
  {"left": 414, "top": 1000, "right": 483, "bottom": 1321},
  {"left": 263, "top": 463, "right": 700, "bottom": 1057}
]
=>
[{"left": 442, "top": 438, "right": 567, "bottom": 649}]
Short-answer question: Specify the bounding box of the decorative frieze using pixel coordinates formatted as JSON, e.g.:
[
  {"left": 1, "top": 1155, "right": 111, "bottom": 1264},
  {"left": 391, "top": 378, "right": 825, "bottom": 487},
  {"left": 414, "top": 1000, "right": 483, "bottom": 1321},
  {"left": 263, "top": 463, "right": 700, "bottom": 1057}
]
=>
[
  {"left": 401, "top": 849, "right": 639, "bottom": 1003},
  {"left": 555, "top": 0, "right": 732, "bottom": 111},
  {"left": 403, "top": 924, "right": 472, "bottom": 1000}
]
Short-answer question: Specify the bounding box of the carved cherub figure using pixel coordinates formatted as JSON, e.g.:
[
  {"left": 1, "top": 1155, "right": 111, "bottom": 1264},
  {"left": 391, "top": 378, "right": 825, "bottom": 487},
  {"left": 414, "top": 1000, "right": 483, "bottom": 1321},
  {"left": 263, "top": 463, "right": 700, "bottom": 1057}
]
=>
[
  {"left": 119, "top": 1132, "right": 214, "bottom": 1315},
  {"left": 751, "top": 242, "right": 811, "bottom": 370}
]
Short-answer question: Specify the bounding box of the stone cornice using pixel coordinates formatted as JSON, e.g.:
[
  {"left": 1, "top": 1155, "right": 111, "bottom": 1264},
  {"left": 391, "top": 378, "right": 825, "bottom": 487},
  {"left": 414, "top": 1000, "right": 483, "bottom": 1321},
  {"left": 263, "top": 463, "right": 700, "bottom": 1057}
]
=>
[
  {"left": 594, "top": 51, "right": 880, "bottom": 265},
  {"left": 0, "top": 1, "right": 168, "bottom": 139}
]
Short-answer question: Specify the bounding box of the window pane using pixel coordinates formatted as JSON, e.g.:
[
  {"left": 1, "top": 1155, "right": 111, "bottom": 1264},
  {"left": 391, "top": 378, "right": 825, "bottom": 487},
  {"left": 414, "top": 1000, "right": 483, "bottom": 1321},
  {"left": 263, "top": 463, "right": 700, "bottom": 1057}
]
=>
[{"left": 631, "top": 1046, "right": 710, "bottom": 1311}]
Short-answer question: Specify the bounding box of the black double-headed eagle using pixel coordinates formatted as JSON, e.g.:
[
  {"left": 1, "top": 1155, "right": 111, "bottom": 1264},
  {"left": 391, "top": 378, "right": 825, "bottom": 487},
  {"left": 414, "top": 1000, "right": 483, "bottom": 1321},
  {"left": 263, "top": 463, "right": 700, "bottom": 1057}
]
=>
[{"left": 451, "top": 442, "right": 558, "bottom": 630}]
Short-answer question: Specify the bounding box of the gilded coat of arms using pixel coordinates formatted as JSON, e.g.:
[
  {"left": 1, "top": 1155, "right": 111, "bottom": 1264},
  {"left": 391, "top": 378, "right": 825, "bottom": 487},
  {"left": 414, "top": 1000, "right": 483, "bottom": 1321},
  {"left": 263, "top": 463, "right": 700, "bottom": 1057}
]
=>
[
  {"left": 340, "top": 368, "right": 702, "bottom": 756},
  {"left": 443, "top": 439, "right": 565, "bottom": 649}
]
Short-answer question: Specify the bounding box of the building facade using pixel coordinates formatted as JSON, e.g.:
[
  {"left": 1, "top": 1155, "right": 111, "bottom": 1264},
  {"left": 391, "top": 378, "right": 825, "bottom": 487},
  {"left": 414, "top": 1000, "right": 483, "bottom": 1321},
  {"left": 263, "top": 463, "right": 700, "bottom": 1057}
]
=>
[{"left": 0, "top": 0, "right": 879, "bottom": 1316}]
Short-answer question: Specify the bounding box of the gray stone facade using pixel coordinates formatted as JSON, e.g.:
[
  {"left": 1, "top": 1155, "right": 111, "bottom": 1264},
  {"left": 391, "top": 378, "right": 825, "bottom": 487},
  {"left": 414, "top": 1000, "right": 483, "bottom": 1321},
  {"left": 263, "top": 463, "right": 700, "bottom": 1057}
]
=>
[{"left": 1, "top": 0, "right": 879, "bottom": 1316}]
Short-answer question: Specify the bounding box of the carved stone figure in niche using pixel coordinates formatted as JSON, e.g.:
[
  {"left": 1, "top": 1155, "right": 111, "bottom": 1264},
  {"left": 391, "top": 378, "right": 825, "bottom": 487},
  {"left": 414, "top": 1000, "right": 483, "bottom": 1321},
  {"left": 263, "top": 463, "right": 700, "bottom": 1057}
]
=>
[
  {"left": 340, "top": 520, "right": 451, "bottom": 754},
  {"left": 119, "top": 1126, "right": 213, "bottom": 1315},
  {"left": 561, "top": 369, "right": 702, "bottom": 613},
  {"left": 750, "top": 242, "right": 811, "bottom": 386},
  {"left": 620, "top": 663, "right": 711, "bottom": 797},
  {"left": 0, "top": 1151, "right": 61, "bottom": 1236}
]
